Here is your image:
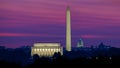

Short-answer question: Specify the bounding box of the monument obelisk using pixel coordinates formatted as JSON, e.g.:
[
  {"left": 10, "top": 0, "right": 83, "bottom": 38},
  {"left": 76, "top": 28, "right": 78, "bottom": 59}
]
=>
[{"left": 66, "top": 6, "right": 71, "bottom": 51}]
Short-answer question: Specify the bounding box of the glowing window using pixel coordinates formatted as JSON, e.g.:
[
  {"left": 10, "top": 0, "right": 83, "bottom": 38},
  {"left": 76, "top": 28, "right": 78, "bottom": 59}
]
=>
[
  {"left": 51, "top": 49, "right": 53, "bottom": 51},
  {"left": 42, "top": 49, "right": 45, "bottom": 51},
  {"left": 34, "top": 48, "right": 36, "bottom": 51},
  {"left": 37, "top": 49, "right": 39, "bottom": 51},
  {"left": 56, "top": 49, "right": 59, "bottom": 52}
]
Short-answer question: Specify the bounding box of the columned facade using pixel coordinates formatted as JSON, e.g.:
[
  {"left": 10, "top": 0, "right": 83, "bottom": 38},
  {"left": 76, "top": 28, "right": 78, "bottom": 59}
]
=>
[{"left": 31, "top": 43, "right": 63, "bottom": 57}]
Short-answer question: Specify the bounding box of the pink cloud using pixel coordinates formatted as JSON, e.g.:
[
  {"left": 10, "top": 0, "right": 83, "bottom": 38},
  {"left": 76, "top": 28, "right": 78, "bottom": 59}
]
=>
[
  {"left": 0, "top": 33, "right": 108, "bottom": 39},
  {"left": 81, "top": 35, "right": 107, "bottom": 38},
  {"left": 0, "top": 33, "right": 65, "bottom": 37},
  {"left": 0, "top": 33, "right": 45, "bottom": 36}
]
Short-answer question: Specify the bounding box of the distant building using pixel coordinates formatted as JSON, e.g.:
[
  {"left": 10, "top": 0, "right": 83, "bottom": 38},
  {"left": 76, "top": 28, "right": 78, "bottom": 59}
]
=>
[
  {"left": 77, "top": 38, "right": 84, "bottom": 47},
  {"left": 31, "top": 43, "right": 63, "bottom": 57}
]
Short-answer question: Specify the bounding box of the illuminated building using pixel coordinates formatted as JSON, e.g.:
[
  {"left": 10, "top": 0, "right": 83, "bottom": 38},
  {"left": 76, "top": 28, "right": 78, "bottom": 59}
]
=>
[
  {"left": 77, "top": 38, "right": 84, "bottom": 47},
  {"left": 66, "top": 6, "right": 71, "bottom": 51},
  {"left": 31, "top": 43, "right": 63, "bottom": 57}
]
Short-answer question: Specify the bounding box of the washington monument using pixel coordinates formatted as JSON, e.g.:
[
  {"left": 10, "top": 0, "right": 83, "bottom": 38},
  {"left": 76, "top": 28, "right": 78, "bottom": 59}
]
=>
[{"left": 66, "top": 6, "right": 71, "bottom": 51}]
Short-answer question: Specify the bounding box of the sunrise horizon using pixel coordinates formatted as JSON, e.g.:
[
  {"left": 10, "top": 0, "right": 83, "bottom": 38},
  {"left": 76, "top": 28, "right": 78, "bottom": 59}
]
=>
[{"left": 0, "top": 0, "right": 120, "bottom": 48}]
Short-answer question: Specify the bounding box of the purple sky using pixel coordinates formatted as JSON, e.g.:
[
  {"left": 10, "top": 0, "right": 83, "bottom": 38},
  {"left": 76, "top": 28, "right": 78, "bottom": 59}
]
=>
[{"left": 0, "top": 0, "right": 120, "bottom": 48}]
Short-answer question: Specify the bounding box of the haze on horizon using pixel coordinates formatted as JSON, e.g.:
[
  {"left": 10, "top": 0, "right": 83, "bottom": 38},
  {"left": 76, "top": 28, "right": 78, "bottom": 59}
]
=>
[{"left": 0, "top": 0, "right": 120, "bottom": 48}]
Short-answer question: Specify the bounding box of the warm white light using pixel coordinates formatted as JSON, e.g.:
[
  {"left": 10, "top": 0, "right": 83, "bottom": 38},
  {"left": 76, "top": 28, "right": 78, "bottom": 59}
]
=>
[
  {"left": 37, "top": 49, "right": 39, "bottom": 51},
  {"left": 31, "top": 43, "right": 63, "bottom": 57},
  {"left": 51, "top": 49, "right": 53, "bottom": 51},
  {"left": 34, "top": 48, "right": 37, "bottom": 51}
]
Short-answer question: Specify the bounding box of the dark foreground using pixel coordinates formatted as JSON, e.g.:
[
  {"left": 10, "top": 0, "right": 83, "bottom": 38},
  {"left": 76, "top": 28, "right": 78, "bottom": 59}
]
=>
[{"left": 0, "top": 57, "right": 120, "bottom": 68}]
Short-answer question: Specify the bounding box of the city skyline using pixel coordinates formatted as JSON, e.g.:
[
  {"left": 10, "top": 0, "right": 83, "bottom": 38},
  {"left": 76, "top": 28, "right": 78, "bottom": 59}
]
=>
[{"left": 0, "top": 0, "right": 120, "bottom": 48}]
